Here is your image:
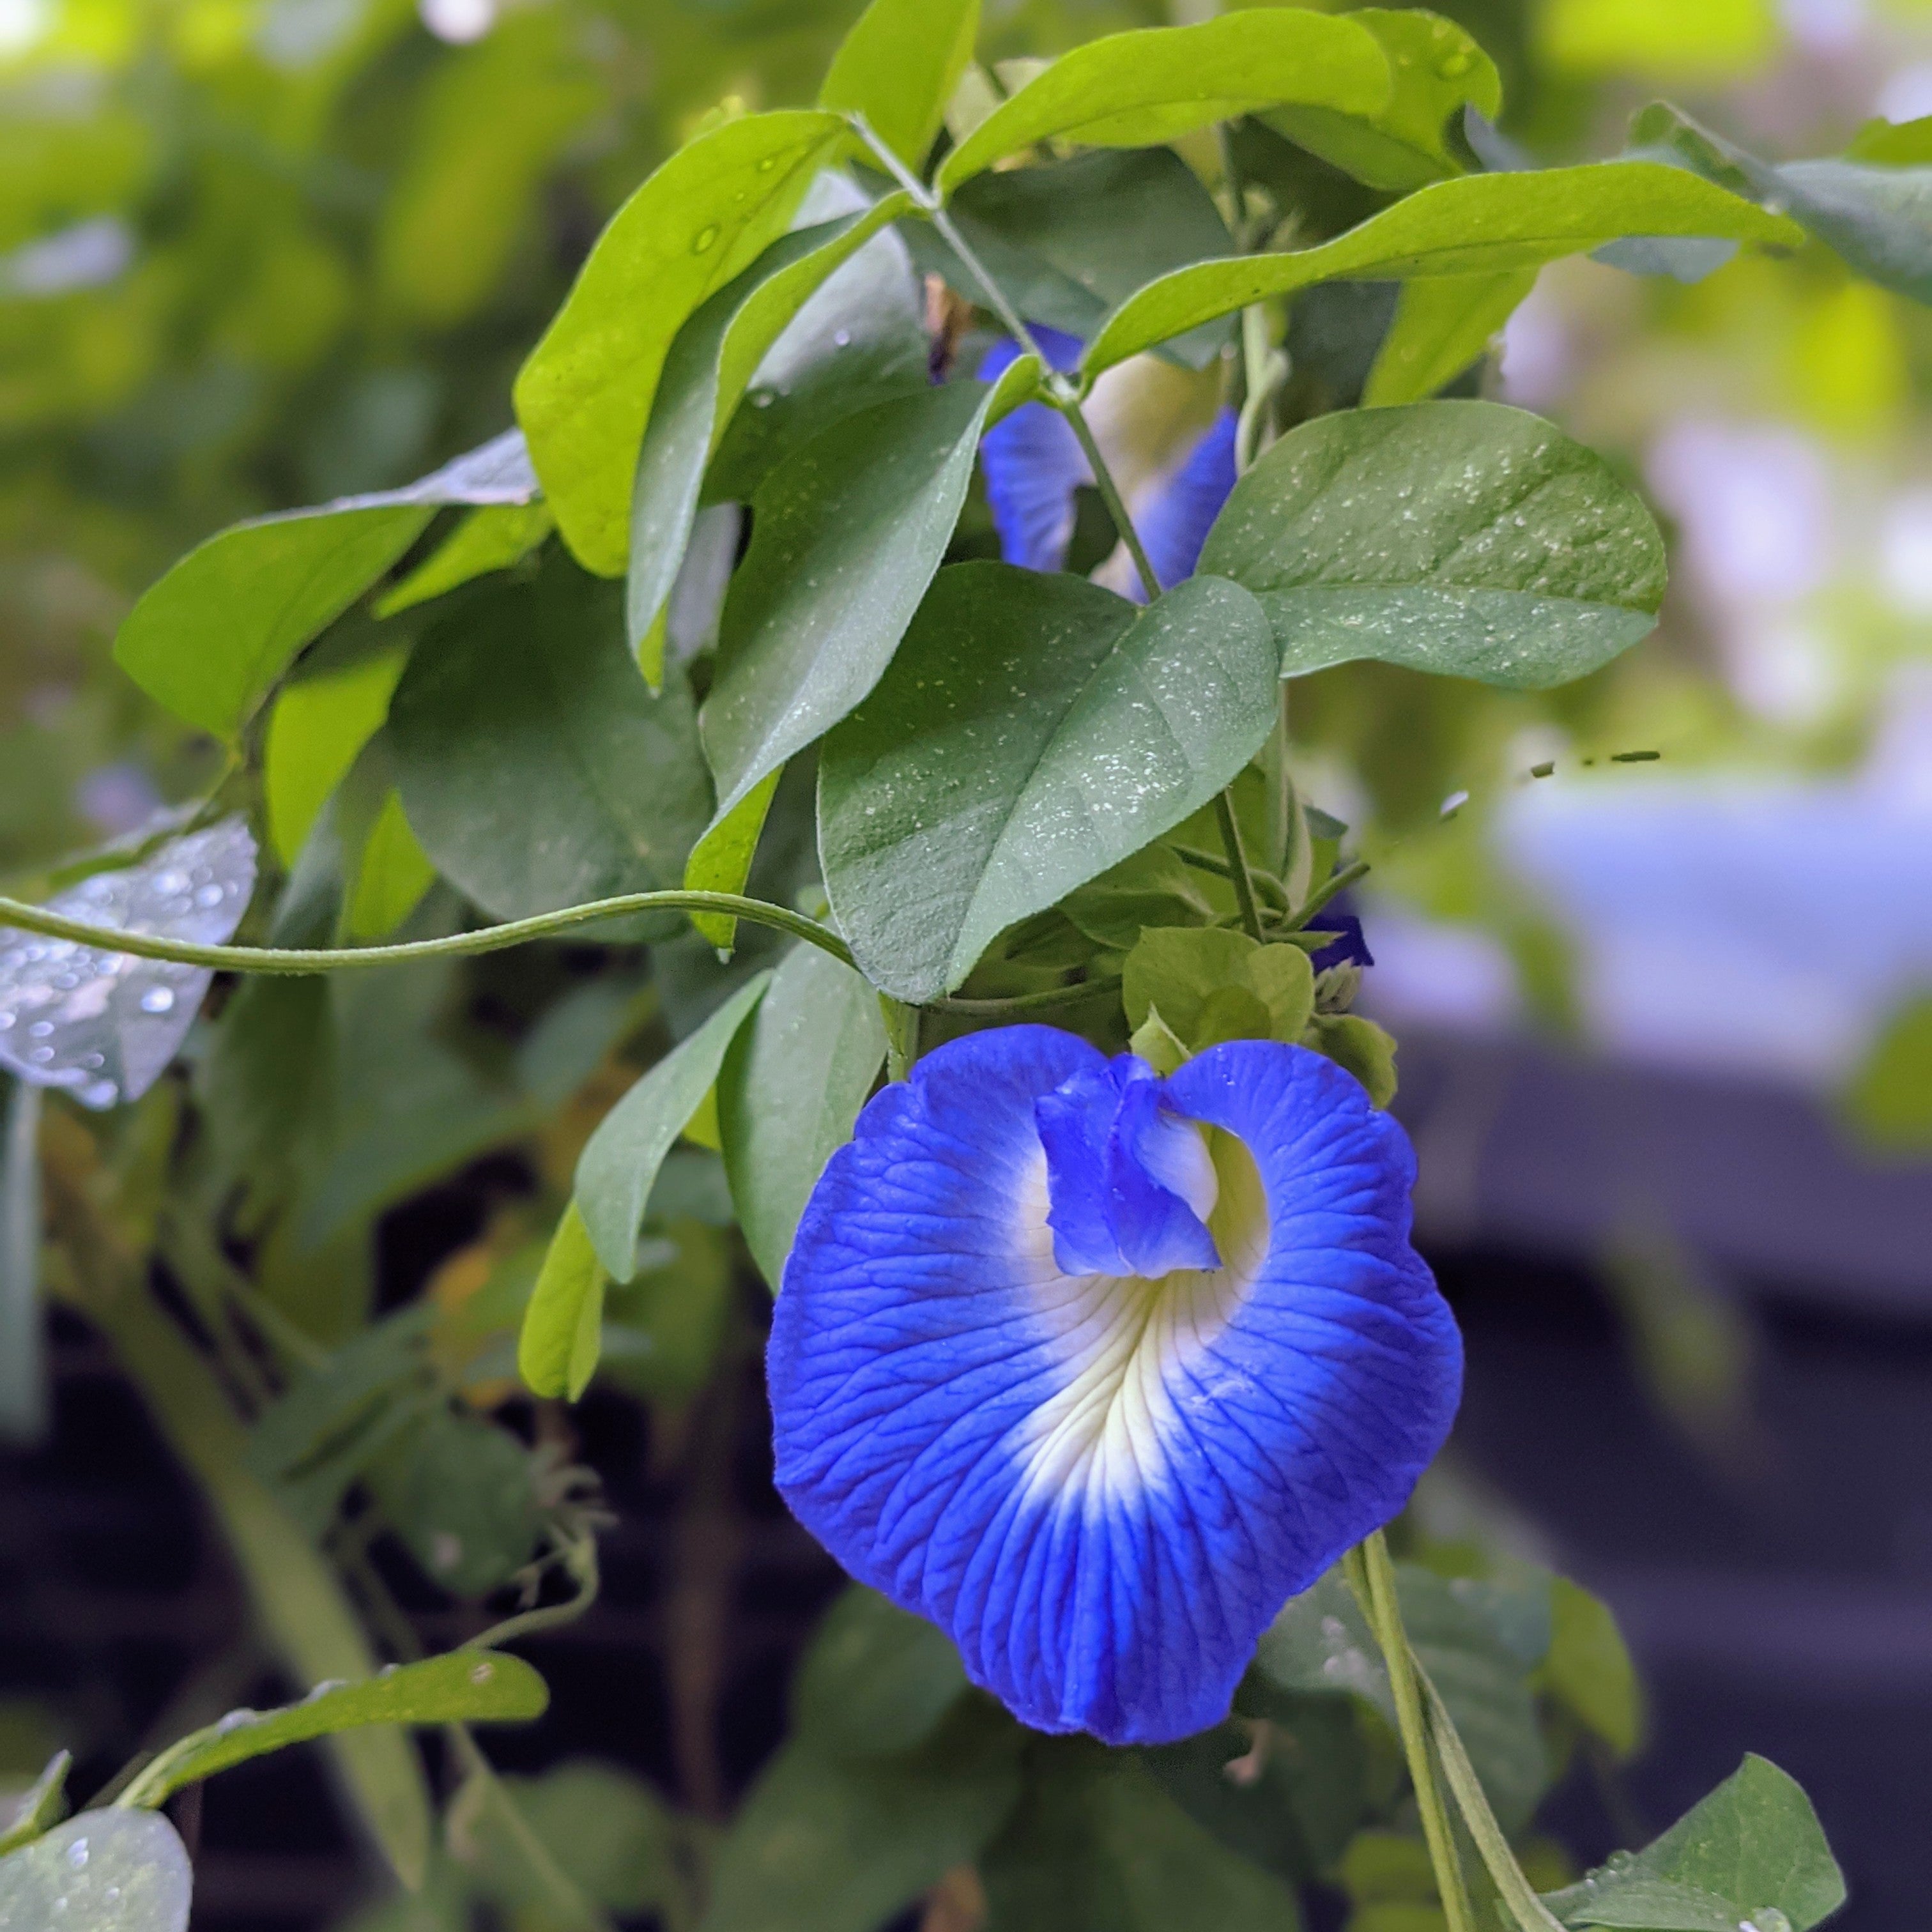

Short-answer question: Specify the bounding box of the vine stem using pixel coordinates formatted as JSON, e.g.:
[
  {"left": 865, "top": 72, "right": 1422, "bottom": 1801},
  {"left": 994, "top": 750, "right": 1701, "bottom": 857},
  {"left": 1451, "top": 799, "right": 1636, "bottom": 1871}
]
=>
[
  {"left": 849, "top": 116, "right": 1162, "bottom": 603},
  {"left": 0, "top": 888, "right": 854, "bottom": 977},
  {"left": 1214, "top": 793, "right": 1266, "bottom": 942},
  {"left": 1344, "top": 1533, "right": 1479, "bottom": 1932}
]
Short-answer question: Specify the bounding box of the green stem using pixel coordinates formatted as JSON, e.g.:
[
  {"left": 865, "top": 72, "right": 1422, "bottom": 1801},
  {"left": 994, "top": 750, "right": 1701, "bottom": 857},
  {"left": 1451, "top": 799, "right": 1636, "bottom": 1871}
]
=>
[
  {"left": 1418, "top": 1666, "right": 1569, "bottom": 1932},
  {"left": 468, "top": 1531, "right": 601, "bottom": 1653},
  {"left": 880, "top": 996, "right": 921, "bottom": 1082},
  {"left": 1214, "top": 793, "right": 1266, "bottom": 942},
  {"left": 849, "top": 114, "right": 1163, "bottom": 603},
  {"left": 0, "top": 888, "right": 854, "bottom": 978},
  {"left": 1345, "top": 1535, "right": 1479, "bottom": 1932},
  {"left": 1282, "top": 857, "right": 1369, "bottom": 933},
  {"left": 932, "top": 976, "right": 1123, "bottom": 1017}
]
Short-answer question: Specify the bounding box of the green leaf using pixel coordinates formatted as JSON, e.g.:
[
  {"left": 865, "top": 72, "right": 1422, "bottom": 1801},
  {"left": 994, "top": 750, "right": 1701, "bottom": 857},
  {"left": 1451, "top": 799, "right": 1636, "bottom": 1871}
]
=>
[
  {"left": 906, "top": 147, "right": 1235, "bottom": 369},
  {"left": 792, "top": 1588, "right": 969, "bottom": 1763},
  {"left": 683, "top": 770, "right": 783, "bottom": 953},
  {"left": 113, "top": 430, "right": 541, "bottom": 740},
  {"left": 264, "top": 643, "right": 409, "bottom": 866},
  {"left": 1264, "top": 8, "right": 1501, "bottom": 192},
  {"left": 123, "top": 1651, "right": 548, "bottom": 1809},
  {"left": 700, "top": 365, "right": 1037, "bottom": 832},
  {"left": 1123, "top": 928, "right": 1314, "bottom": 1046},
  {"left": 1544, "top": 1757, "right": 1844, "bottom": 1932},
  {"left": 514, "top": 110, "right": 850, "bottom": 576},
  {"left": 576, "top": 972, "right": 773, "bottom": 1281},
  {"left": 1062, "top": 844, "right": 1219, "bottom": 953},
  {"left": 717, "top": 942, "right": 887, "bottom": 1287},
  {"left": 1257, "top": 1565, "right": 1548, "bottom": 1834},
  {"left": 981, "top": 1740, "right": 1305, "bottom": 1932},
  {"left": 820, "top": 565, "right": 1278, "bottom": 1004},
  {"left": 0, "top": 1751, "right": 68, "bottom": 1854},
  {"left": 819, "top": 0, "right": 978, "bottom": 171},
  {"left": 937, "top": 10, "right": 1390, "bottom": 191},
  {"left": 489, "top": 1763, "right": 680, "bottom": 1920},
  {"left": 364, "top": 1407, "right": 542, "bottom": 1599},
  {"left": 1199, "top": 401, "right": 1667, "bottom": 690},
  {"left": 374, "top": 502, "right": 554, "bottom": 617},
  {"left": 601, "top": 1220, "right": 735, "bottom": 1404},
  {"left": 1846, "top": 115, "right": 1932, "bottom": 166},
  {"left": 1542, "top": 1576, "right": 1644, "bottom": 1759},
  {"left": 0, "top": 1082, "right": 44, "bottom": 1446},
  {"left": 1844, "top": 994, "right": 1932, "bottom": 1149},
  {"left": 1634, "top": 102, "right": 1932, "bottom": 304},
  {"left": 519, "top": 1203, "right": 609, "bottom": 1402},
  {"left": 0, "top": 1811, "right": 190, "bottom": 1932},
  {"left": 1301, "top": 1012, "right": 1399, "bottom": 1107},
  {"left": 1363, "top": 269, "right": 1539, "bottom": 405},
  {"left": 389, "top": 560, "right": 712, "bottom": 923},
  {"left": 627, "top": 194, "right": 914, "bottom": 683},
  {"left": 1085, "top": 162, "right": 1802, "bottom": 372},
  {"left": 700, "top": 1703, "right": 1022, "bottom": 1932}
]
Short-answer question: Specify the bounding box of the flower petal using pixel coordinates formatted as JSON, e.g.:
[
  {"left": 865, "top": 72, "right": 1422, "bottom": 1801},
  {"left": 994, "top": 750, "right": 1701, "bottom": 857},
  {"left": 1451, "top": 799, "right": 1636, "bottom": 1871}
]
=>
[
  {"left": 1136, "top": 407, "right": 1239, "bottom": 597},
  {"left": 769, "top": 1027, "right": 1460, "bottom": 1745},
  {"left": 977, "top": 329, "right": 1091, "bottom": 574}
]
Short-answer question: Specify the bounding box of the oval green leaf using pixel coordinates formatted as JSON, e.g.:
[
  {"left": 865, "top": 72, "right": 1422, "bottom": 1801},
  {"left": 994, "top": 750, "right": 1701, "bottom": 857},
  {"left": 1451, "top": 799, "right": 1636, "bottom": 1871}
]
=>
[
  {"left": 717, "top": 943, "right": 887, "bottom": 1288},
  {"left": 820, "top": 565, "right": 1280, "bottom": 1004},
  {"left": 1199, "top": 401, "right": 1667, "bottom": 689},
  {"left": 390, "top": 562, "right": 712, "bottom": 923},
  {"left": 576, "top": 971, "right": 773, "bottom": 1281},
  {"left": 514, "top": 109, "right": 850, "bottom": 576},
  {"left": 699, "top": 362, "right": 1036, "bottom": 832},
  {"left": 121, "top": 1651, "right": 549, "bottom": 1809},
  {"left": 1085, "top": 161, "right": 1804, "bottom": 373},
  {"left": 819, "top": 0, "right": 978, "bottom": 171},
  {"left": 519, "top": 1202, "right": 608, "bottom": 1402},
  {"left": 937, "top": 10, "right": 1390, "bottom": 191}
]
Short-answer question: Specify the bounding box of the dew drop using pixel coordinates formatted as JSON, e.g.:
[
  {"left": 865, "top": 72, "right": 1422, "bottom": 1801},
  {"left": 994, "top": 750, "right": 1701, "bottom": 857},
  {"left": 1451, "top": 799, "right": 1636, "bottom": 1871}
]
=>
[
  {"left": 692, "top": 224, "right": 721, "bottom": 253},
  {"left": 140, "top": 986, "right": 176, "bottom": 1013},
  {"left": 1438, "top": 49, "right": 1473, "bottom": 76},
  {"left": 469, "top": 1660, "right": 496, "bottom": 1685},
  {"left": 66, "top": 1839, "right": 89, "bottom": 1870},
  {"left": 833, "top": 329, "right": 852, "bottom": 348}
]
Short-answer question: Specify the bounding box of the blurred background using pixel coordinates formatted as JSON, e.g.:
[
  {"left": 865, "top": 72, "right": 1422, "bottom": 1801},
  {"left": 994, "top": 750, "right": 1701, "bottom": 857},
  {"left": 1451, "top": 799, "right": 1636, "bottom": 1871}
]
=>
[{"left": 3, "top": 0, "right": 1930, "bottom": 1924}]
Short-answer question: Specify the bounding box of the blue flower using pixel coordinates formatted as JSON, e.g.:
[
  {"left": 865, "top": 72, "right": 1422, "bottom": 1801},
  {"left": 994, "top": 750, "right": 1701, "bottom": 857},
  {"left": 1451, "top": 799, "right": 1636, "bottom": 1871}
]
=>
[
  {"left": 976, "top": 330, "right": 1238, "bottom": 596},
  {"left": 1308, "top": 897, "right": 1375, "bottom": 973},
  {"left": 767, "top": 1026, "right": 1462, "bottom": 1745}
]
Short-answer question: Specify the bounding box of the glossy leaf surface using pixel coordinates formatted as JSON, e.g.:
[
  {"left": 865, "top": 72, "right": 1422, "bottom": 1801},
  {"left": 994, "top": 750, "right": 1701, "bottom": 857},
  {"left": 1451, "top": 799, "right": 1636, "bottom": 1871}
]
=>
[
  {"left": 1363, "top": 268, "right": 1539, "bottom": 404},
  {"left": 819, "top": 0, "right": 977, "bottom": 170},
  {"left": 937, "top": 11, "right": 1390, "bottom": 190},
  {"left": 0, "top": 1812, "right": 190, "bottom": 1932},
  {"left": 1086, "top": 162, "right": 1802, "bottom": 372},
  {"left": 820, "top": 565, "right": 1279, "bottom": 1002},
  {"left": 516, "top": 111, "right": 849, "bottom": 574},
  {"left": 700, "top": 367, "right": 1034, "bottom": 831},
  {"left": 1199, "top": 401, "right": 1667, "bottom": 689}
]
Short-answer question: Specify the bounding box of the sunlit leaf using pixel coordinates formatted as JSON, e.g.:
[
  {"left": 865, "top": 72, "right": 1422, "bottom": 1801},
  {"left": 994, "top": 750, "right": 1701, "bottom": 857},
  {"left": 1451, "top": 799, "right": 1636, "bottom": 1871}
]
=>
[
  {"left": 374, "top": 503, "right": 554, "bottom": 618},
  {"left": 519, "top": 1202, "right": 609, "bottom": 1402},
  {"left": 819, "top": 0, "right": 978, "bottom": 171},
  {"left": 114, "top": 431, "right": 540, "bottom": 740},
  {"left": 264, "top": 644, "right": 410, "bottom": 866},
  {"left": 627, "top": 192, "right": 914, "bottom": 683},
  {"left": 1362, "top": 268, "right": 1539, "bottom": 405},
  {"left": 820, "top": 565, "right": 1279, "bottom": 1003},
  {"left": 937, "top": 11, "right": 1390, "bottom": 190},
  {"left": 1264, "top": 7, "right": 1500, "bottom": 192},
  {"left": 1085, "top": 163, "right": 1801, "bottom": 372},
  {"left": 0, "top": 818, "right": 257, "bottom": 1110},
  {"left": 515, "top": 111, "right": 850, "bottom": 575},
  {"left": 1199, "top": 401, "right": 1666, "bottom": 689}
]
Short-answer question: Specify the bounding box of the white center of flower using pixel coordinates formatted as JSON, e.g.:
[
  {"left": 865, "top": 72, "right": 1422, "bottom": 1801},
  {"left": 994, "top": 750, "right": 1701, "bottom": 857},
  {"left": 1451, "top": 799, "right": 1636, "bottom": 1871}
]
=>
[{"left": 1015, "top": 1126, "right": 1269, "bottom": 1503}]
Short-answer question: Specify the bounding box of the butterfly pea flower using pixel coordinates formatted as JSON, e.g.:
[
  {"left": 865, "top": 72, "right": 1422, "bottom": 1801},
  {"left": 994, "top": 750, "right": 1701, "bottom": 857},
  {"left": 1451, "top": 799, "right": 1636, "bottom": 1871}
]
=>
[
  {"left": 767, "top": 1025, "right": 1461, "bottom": 1745},
  {"left": 977, "top": 328, "right": 1238, "bottom": 597}
]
